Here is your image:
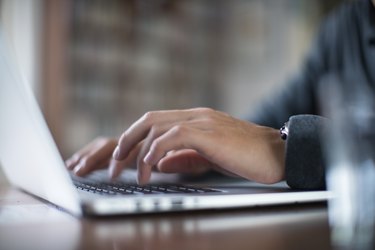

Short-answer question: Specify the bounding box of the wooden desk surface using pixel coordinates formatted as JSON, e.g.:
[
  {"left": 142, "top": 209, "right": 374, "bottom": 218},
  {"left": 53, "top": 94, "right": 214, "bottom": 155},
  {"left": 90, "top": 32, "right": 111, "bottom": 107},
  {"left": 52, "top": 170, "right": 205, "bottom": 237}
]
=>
[{"left": 0, "top": 185, "right": 332, "bottom": 250}]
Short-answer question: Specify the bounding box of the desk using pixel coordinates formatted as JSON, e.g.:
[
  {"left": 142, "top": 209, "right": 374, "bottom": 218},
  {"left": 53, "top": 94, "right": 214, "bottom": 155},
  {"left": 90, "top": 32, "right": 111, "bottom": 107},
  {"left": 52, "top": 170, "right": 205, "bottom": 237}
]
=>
[{"left": 0, "top": 185, "right": 332, "bottom": 250}]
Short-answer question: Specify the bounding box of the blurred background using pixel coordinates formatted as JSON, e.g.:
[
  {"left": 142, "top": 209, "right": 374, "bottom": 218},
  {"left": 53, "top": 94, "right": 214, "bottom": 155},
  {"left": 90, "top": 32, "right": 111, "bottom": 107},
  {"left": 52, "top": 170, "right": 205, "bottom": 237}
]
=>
[{"left": 0, "top": 0, "right": 342, "bottom": 159}]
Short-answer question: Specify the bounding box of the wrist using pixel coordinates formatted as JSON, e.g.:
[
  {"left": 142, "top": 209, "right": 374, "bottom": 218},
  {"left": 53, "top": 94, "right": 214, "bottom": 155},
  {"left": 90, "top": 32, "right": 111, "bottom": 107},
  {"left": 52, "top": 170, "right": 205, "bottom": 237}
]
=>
[{"left": 257, "top": 126, "right": 286, "bottom": 184}]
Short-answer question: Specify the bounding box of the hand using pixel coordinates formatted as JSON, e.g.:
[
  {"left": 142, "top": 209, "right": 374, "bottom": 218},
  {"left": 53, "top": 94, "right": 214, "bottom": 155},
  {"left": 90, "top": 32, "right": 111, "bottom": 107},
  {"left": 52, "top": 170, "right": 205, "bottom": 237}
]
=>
[
  {"left": 65, "top": 137, "right": 141, "bottom": 178},
  {"left": 65, "top": 137, "right": 115, "bottom": 176},
  {"left": 65, "top": 137, "right": 213, "bottom": 179},
  {"left": 113, "top": 108, "right": 286, "bottom": 185}
]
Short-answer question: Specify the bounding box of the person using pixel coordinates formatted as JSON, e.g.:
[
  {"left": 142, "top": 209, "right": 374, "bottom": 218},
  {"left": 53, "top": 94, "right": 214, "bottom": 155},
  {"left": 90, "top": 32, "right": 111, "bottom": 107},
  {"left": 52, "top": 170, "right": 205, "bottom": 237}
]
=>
[{"left": 66, "top": 0, "right": 375, "bottom": 190}]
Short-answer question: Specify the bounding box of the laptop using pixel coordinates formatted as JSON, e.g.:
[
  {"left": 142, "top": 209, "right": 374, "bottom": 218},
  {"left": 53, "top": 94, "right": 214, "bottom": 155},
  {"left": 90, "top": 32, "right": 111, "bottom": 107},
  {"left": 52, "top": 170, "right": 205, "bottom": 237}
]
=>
[{"left": 0, "top": 31, "right": 332, "bottom": 217}]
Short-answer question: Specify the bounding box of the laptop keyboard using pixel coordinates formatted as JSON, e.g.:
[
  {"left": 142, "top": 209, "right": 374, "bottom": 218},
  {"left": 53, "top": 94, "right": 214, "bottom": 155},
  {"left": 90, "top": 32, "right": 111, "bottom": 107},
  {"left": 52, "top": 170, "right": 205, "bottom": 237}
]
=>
[{"left": 73, "top": 179, "right": 221, "bottom": 195}]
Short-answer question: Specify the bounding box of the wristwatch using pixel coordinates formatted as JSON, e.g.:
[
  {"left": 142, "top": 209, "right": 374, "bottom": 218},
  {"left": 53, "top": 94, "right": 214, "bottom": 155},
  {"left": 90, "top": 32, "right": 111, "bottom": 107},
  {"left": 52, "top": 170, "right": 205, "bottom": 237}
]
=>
[{"left": 280, "top": 121, "right": 289, "bottom": 140}]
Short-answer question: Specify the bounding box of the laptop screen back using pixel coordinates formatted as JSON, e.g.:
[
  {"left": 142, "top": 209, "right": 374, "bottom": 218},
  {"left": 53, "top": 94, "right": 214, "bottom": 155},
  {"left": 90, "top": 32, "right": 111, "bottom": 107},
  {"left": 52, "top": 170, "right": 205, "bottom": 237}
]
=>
[{"left": 0, "top": 30, "right": 81, "bottom": 215}]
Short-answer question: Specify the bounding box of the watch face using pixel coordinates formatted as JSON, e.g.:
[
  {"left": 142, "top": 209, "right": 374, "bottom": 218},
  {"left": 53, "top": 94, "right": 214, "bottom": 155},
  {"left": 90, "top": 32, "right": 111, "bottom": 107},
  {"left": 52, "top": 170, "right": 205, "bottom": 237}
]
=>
[{"left": 280, "top": 122, "right": 289, "bottom": 140}]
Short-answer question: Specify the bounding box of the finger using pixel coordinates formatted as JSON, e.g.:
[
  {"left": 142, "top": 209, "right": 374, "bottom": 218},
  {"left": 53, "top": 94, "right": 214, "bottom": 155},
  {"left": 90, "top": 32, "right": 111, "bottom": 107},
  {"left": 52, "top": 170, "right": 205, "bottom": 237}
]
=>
[
  {"left": 73, "top": 139, "right": 117, "bottom": 176},
  {"left": 156, "top": 150, "right": 239, "bottom": 177},
  {"left": 74, "top": 155, "right": 110, "bottom": 176},
  {"left": 144, "top": 125, "right": 207, "bottom": 165},
  {"left": 136, "top": 124, "right": 175, "bottom": 184},
  {"left": 66, "top": 137, "right": 115, "bottom": 170},
  {"left": 134, "top": 117, "right": 213, "bottom": 184},
  {"left": 65, "top": 153, "right": 83, "bottom": 170},
  {"left": 65, "top": 147, "right": 93, "bottom": 170},
  {"left": 108, "top": 159, "right": 126, "bottom": 180},
  {"left": 136, "top": 137, "right": 154, "bottom": 185},
  {"left": 109, "top": 142, "right": 144, "bottom": 180},
  {"left": 156, "top": 149, "right": 214, "bottom": 174},
  {"left": 140, "top": 124, "right": 208, "bottom": 184},
  {"left": 114, "top": 109, "right": 198, "bottom": 161},
  {"left": 135, "top": 122, "right": 199, "bottom": 184}
]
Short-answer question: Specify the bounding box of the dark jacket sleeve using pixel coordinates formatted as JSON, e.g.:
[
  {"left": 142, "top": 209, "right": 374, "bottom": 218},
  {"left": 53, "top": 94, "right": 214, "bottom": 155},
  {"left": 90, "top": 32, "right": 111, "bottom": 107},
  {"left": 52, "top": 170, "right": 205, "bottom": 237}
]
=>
[{"left": 285, "top": 115, "right": 328, "bottom": 190}]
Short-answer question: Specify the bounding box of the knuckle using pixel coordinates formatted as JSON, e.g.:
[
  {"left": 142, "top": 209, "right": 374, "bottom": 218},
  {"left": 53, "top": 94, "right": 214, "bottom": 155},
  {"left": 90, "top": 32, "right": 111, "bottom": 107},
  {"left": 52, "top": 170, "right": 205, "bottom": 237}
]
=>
[
  {"left": 149, "top": 125, "right": 160, "bottom": 138},
  {"left": 92, "top": 137, "right": 117, "bottom": 150},
  {"left": 119, "top": 130, "right": 131, "bottom": 146},
  {"left": 172, "top": 124, "right": 187, "bottom": 136},
  {"left": 199, "top": 107, "right": 214, "bottom": 114},
  {"left": 119, "top": 131, "right": 128, "bottom": 142},
  {"left": 150, "top": 139, "right": 162, "bottom": 154},
  {"left": 142, "top": 111, "right": 157, "bottom": 124},
  {"left": 198, "top": 107, "right": 215, "bottom": 119},
  {"left": 96, "top": 137, "right": 113, "bottom": 146},
  {"left": 93, "top": 136, "right": 107, "bottom": 144},
  {"left": 150, "top": 138, "right": 165, "bottom": 156},
  {"left": 95, "top": 136, "right": 106, "bottom": 142}
]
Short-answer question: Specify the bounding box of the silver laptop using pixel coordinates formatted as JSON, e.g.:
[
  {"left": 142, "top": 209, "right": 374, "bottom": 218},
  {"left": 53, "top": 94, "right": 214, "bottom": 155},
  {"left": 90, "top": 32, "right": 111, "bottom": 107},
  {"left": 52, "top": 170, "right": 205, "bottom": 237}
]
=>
[{"left": 0, "top": 31, "right": 331, "bottom": 217}]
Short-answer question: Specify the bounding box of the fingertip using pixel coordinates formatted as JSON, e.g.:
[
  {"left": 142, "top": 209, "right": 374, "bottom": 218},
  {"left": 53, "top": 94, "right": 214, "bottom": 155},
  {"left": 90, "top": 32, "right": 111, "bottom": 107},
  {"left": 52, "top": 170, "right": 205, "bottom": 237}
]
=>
[
  {"left": 108, "top": 161, "right": 120, "bottom": 180},
  {"left": 65, "top": 159, "right": 73, "bottom": 170},
  {"left": 137, "top": 163, "right": 152, "bottom": 186},
  {"left": 137, "top": 178, "right": 149, "bottom": 186},
  {"left": 108, "top": 164, "right": 116, "bottom": 180}
]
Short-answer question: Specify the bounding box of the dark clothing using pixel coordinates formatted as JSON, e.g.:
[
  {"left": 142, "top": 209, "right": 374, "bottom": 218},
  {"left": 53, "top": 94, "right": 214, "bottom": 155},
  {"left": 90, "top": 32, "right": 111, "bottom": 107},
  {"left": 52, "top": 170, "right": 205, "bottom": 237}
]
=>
[{"left": 250, "top": 0, "right": 375, "bottom": 189}]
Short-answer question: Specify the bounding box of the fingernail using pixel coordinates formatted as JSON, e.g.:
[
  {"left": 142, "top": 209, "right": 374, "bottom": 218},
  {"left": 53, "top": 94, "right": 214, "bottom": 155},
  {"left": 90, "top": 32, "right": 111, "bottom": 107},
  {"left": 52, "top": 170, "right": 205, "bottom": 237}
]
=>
[
  {"left": 143, "top": 151, "right": 154, "bottom": 166},
  {"left": 74, "top": 163, "right": 84, "bottom": 175},
  {"left": 137, "top": 174, "right": 146, "bottom": 186},
  {"left": 108, "top": 162, "right": 116, "bottom": 180},
  {"left": 113, "top": 146, "right": 120, "bottom": 159}
]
